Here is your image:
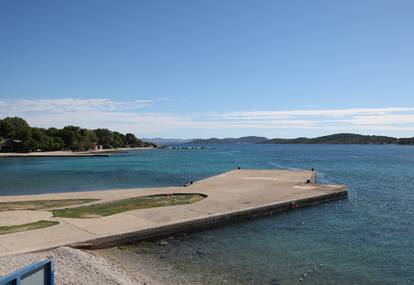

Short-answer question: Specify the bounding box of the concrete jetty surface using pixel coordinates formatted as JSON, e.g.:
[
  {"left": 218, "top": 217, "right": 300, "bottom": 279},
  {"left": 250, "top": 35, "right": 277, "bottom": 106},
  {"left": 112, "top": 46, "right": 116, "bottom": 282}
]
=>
[{"left": 0, "top": 169, "right": 347, "bottom": 256}]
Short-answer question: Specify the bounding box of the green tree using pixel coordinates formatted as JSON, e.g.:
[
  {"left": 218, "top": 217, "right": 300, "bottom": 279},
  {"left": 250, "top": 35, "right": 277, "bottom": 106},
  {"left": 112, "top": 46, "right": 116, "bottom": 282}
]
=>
[
  {"left": 94, "top": 128, "right": 114, "bottom": 148},
  {"left": 125, "top": 133, "right": 138, "bottom": 146},
  {"left": 0, "top": 116, "right": 155, "bottom": 152},
  {"left": 0, "top": 117, "right": 31, "bottom": 141},
  {"left": 78, "top": 129, "right": 97, "bottom": 151},
  {"left": 61, "top": 126, "right": 83, "bottom": 151},
  {"left": 112, "top": 132, "right": 126, "bottom": 147}
]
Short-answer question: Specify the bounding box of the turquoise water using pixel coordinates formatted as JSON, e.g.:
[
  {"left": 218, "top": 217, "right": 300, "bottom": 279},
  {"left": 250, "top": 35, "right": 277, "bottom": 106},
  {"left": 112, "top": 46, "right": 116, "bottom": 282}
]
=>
[{"left": 1, "top": 145, "right": 414, "bottom": 284}]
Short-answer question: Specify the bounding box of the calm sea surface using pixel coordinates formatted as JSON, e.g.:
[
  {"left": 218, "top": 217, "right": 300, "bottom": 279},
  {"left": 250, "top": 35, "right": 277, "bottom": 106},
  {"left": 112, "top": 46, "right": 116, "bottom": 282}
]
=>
[{"left": 1, "top": 145, "right": 413, "bottom": 284}]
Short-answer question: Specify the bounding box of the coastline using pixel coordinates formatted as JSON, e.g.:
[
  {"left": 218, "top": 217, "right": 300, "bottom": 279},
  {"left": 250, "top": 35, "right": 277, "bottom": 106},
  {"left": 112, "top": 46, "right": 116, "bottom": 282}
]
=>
[
  {"left": 0, "top": 169, "right": 347, "bottom": 284},
  {"left": 0, "top": 170, "right": 346, "bottom": 256},
  {"left": 0, "top": 246, "right": 157, "bottom": 285},
  {"left": 94, "top": 240, "right": 223, "bottom": 285},
  {"left": 0, "top": 147, "right": 154, "bottom": 158},
  {"left": 96, "top": 246, "right": 174, "bottom": 285}
]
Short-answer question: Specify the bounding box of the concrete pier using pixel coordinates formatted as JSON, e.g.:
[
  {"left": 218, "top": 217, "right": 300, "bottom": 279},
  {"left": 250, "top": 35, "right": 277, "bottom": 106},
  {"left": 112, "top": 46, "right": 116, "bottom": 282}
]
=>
[{"left": 0, "top": 169, "right": 347, "bottom": 256}]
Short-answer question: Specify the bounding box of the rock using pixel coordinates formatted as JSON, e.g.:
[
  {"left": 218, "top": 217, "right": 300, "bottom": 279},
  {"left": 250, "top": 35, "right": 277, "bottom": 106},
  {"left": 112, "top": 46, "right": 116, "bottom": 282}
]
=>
[
  {"left": 136, "top": 248, "right": 149, "bottom": 254},
  {"left": 159, "top": 240, "right": 168, "bottom": 246},
  {"left": 270, "top": 278, "right": 280, "bottom": 285},
  {"left": 194, "top": 250, "right": 205, "bottom": 257}
]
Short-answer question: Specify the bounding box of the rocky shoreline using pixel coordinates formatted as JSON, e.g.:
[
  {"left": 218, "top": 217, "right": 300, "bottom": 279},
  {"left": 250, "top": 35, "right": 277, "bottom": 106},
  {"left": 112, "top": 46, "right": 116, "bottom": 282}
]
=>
[{"left": 0, "top": 246, "right": 157, "bottom": 285}]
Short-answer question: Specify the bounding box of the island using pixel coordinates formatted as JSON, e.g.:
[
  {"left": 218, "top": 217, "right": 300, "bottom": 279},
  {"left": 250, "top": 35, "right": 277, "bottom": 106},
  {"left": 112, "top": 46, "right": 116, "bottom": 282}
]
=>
[{"left": 187, "top": 133, "right": 414, "bottom": 145}]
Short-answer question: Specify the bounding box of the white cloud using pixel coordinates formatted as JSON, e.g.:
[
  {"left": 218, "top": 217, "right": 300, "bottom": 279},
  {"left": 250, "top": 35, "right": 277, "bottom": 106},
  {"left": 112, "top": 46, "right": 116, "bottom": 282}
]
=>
[
  {"left": 340, "top": 114, "right": 414, "bottom": 125},
  {"left": 0, "top": 98, "right": 151, "bottom": 113},
  {"left": 216, "top": 108, "right": 414, "bottom": 119},
  {"left": 1, "top": 99, "right": 414, "bottom": 137}
]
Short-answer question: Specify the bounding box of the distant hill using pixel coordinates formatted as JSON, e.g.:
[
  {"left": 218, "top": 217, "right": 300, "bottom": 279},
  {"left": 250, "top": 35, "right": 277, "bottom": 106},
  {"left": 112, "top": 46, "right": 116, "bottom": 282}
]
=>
[
  {"left": 143, "top": 138, "right": 194, "bottom": 145},
  {"left": 190, "top": 136, "right": 268, "bottom": 145},
  {"left": 398, "top": 137, "right": 414, "bottom": 145},
  {"left": 188, "top": 133, "right": 412, "bottom": 145},
  {"left": 264, "top": 133, "right": 399, "bottom": 145}
]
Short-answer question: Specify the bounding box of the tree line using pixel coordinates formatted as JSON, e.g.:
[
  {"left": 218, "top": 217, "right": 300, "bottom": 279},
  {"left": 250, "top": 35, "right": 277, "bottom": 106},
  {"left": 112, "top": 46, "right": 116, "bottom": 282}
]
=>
[{"left": 0, "top": 117, "right": 155, "bottom": 152}]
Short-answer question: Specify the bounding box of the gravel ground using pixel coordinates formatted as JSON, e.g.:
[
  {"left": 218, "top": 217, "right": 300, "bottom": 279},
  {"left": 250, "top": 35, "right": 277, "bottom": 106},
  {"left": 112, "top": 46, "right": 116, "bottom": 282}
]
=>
[{"left": 0, "top": 247, "right": 156, "bottom": 285}]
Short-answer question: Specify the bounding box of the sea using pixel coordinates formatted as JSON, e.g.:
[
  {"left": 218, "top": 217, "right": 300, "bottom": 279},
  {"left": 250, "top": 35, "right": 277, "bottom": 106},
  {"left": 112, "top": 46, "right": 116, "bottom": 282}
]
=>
[{"left": 0, "top": 144, "right": 413, "bottom": 284}]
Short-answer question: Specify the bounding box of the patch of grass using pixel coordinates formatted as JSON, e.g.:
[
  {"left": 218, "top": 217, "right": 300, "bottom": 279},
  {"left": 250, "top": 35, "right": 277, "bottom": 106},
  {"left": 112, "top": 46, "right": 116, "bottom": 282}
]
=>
[
  {"left": 0, "top": 199, "right": 99, "bottom": 211},
  {"left": 52, "top": 194, "right": 206, "bottom": 218},
  {"left": 0, "top": 220, "right": 59, "bottom": 235}
]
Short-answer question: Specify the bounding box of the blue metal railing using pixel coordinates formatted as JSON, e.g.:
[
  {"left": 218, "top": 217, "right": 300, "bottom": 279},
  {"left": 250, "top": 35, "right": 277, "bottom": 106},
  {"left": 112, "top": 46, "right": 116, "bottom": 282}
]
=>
[{"left": 0, "top": 258, "right": 54, "bottom": 285}]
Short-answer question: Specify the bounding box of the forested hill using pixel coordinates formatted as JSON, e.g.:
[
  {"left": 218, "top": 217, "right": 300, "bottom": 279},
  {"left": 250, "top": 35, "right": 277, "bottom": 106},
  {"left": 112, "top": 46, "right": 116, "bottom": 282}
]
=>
[
  {"left": 190, "top": 133, "right": 414, "bottom": 145},
  {"left": 0, "top": 117, "right": 155, "bottom": 152},
  {"left": 264, "top": 133, "right": 399, "bottom": 144}
]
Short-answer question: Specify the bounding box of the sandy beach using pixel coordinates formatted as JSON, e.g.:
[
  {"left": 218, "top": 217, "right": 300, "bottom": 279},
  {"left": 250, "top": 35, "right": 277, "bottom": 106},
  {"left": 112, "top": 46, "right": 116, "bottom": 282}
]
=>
[{"left": 0, "top": 147, "right": 154, "bottom": 157}]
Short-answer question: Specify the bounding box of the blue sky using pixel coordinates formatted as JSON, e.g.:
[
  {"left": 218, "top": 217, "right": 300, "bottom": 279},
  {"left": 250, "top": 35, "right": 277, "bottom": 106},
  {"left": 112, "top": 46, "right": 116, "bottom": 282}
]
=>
[{"left": 1, "top": 0, "right": 414, "bottom": 138}]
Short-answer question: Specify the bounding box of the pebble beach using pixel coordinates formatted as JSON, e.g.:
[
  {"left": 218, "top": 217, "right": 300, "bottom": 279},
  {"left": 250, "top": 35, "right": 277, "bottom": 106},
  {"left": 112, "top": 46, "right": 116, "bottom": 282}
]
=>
[{"left": 0, "top": 247, "right": 156, "bottom": 285}]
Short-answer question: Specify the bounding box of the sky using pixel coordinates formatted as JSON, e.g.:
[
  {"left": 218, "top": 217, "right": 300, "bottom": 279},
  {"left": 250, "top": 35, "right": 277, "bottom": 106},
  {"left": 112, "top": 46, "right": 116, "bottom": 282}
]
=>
[{"left": 0, "top": 0, "right": 414, "bottom": 138}]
